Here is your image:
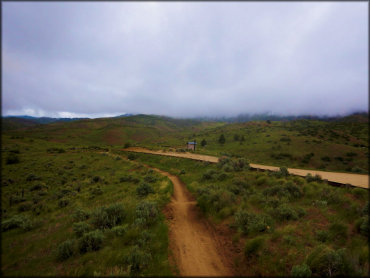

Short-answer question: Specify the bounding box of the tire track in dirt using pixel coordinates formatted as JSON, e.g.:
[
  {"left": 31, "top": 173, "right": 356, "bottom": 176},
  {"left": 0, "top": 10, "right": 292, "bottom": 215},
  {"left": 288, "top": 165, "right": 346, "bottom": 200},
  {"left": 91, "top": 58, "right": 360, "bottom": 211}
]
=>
[
  {"left": 124, "top": 147, "right": 369, "bottom": 189},
  {"left": 149, "top": 167, "right": 235, "bottom": 276}
]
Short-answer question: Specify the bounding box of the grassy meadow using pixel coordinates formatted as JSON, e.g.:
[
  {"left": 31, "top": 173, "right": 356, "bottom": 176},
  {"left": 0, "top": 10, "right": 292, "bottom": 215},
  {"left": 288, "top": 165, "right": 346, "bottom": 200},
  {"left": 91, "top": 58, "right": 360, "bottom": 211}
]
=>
[{"left": 1, "top": 135, "right": 173, "bottom": 276}]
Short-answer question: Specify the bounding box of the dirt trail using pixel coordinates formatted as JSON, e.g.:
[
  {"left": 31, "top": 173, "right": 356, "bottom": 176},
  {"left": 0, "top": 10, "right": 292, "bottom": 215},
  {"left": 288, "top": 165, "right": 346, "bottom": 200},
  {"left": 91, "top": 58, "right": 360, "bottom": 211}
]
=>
[
  {"left": 124, "top": 147, "right": 369, "bottom": 189},
  {"left": 150, "top": 167, "right": 234, "bottom": 276}
]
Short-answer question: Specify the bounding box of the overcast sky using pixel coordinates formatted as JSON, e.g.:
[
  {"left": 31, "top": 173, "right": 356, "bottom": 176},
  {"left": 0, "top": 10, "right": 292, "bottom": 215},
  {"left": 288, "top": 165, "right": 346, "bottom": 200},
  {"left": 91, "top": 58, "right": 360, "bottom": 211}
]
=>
[{"left": 2, "top": 2, "right": 368, "bottom": 118}]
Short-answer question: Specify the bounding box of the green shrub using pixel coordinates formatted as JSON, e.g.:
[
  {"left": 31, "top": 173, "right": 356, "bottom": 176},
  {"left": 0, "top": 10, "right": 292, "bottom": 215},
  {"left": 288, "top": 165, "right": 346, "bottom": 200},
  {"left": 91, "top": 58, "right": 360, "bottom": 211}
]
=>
[
  {"left": 73, "top": 222, "right": 91, "bottom": 237},
  {"left": 217, "top": 172, "right": 228, "bottom": 181},
  {"left": 222, "top": 163, "right": 233, "bottom": 172},
  {"left": 291, "top": 263, "right": 312, "bottom": 277},
  {"left": 244, "top": 236, "right": 265, "bottom": 257},
  {"left": 306, "top": 245, "right": 352, "bottom": 276},
  {"left": 72, "top": 208, "right": 90, "bottom": 222},
  {"left": 92, "top": 176, "right": 101, "bottom": 183},
  {"left": 1, "top": 214, "right": 33, "bottom": 231},
  {"left": 202, "top": 169, "right": 217, "bottom": 180},
  {"left": 136, "top": 183, "right": 154, "bottom": 197},
  {"left": 321, "top": 156, "right": 331, "bottom": 162},
  {"left": 274, "top": 204, "right": 299, "bottom": 221},
  {"left": 6, "top": 154, "right": 20, "bottom": 164},
  {"left": 197, "top": 187, "right": 235, "bottom": 214},
  {"left": 235, "top": 209, "right": 273, "bottom": 234},
  {"left": 91, "top": 203, "right": 126, "bottom": 230},
  {"left": 284, "top": 182, "right": 302, "bottom": 198},
  {"left": 279, "top": 167, "right": 289, "bottom": 177},
  {"left": 256, "top": 176, "right": 268, "bottom": 186},
  {"left": 144, "top": 175, "right": 157, "bottom": 183},
  {"left": 119, "top": 175, "right": 140, "bottom": 183},
  {"left": 78, "top": 230, "right": 104, "bottom": 253},
  {"left": 306, "top": 174, "right": 322, "bottom": 183},
  {"left": 125, "top": 245, "right": 152, "bottom": 273},
  {"left": 111, "top": 224, "right": 128, "bottom": 236},
  {"left": 124, "top": 142, "right": 131, "bottom": 148},
  {"left": 127, "top": 153, "right": 137, "bottom": 160},
  {"left": 57, "top": 239, "right": 75, "bottom": 261},
  {"left": 316, "top": 230, "right": 329, "bottom": 243},
  {"left": 136, "top": 230, "right": 152, "bottom": 248},
  {"left": 135, "top": 201, "right": 158, "bottom": 227}
]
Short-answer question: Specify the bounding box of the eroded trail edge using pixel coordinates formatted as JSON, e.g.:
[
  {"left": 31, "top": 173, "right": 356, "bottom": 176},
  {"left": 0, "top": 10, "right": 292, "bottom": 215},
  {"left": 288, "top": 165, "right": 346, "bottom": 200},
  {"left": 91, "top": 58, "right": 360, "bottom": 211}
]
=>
[{"left": 150, "top": 167, "right": 234, "bottom": 276}]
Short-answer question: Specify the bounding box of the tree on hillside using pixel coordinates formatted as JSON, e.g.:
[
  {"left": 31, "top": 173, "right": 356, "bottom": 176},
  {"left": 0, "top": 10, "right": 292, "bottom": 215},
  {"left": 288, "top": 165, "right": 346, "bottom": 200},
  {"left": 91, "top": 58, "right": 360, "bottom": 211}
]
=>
[
  {"left": 234, "top": 134, "right": 239, "bottom": 141},
  {"left": 240, "top": 135, "right": 245, "bottom": 142},
  {"left": 201, "top": 139, "right": 207, "bottom": 147},
  {"left": 218, "top": 134, "right": 226, "bottom": 144}
]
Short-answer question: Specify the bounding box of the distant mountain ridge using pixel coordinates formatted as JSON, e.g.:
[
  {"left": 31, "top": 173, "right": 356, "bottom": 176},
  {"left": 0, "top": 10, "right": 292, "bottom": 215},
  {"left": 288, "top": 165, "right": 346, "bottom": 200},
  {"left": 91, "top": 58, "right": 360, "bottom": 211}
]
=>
[
  {"left": 2, "top": 111, "right": 367, "bottom": 132},
  {"left": 191, "top": 111, "right": 369, "bottom": 123}
]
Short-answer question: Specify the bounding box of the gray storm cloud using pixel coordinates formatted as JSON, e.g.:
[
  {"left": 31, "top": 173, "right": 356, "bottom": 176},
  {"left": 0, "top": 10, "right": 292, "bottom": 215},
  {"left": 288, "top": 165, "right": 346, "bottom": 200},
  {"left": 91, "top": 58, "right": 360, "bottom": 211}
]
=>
[{"left": 2, "top": 2, "right": 368, "bottom": 118}]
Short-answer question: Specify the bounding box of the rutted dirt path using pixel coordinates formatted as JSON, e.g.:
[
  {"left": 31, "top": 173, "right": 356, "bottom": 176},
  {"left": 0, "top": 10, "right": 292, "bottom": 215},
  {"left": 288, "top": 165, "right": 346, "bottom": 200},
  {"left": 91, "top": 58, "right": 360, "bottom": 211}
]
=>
[
  {"left": 124, "top": 147, "right": 369, "bottom": 189},
  {"left": 150, "top": 167, "right": 235, "bottom": 276}
]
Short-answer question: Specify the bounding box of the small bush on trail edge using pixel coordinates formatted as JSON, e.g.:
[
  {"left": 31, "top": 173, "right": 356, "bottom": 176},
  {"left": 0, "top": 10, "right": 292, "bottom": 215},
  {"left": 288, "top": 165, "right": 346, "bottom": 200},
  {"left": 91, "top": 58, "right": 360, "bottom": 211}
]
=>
[
  {"left": 135, "top": 201, "right": 158, "bottom": 227},
  {"left": 73, "top": 222, "right": 92, "bottom": 237},
  {"left": 124, "top": 142, "right": 131, "bottom": 148},
  {"left": 72, "top": 208, "right": 90, "bottom": 222},
  {"left": 125, "top": 245, "right": 152, "bottom": 274},
  {"left": 279, "top": 167, "right": 289, "bottom": 177},
  {"left": 6, "top": 154, "right": 20, "bottom": 164},
  {"left": 306, "top": 174, "right": 322, "bottom": 183},
  {"left": 291, "top": 263, "right": 312, "bottom": 277},
  {"left": 78, "top": 230, "right": 104, "bottom": 253},
  {"left": 91, "top": 203, "right": 126, "bottom": 230},
  {"left": 244, "top": 236, "right": 265, "bottom": 258},
  {"left": 127, "top": 153, "right": 137, "bottom": 160},
  {"left": 57, "top": 239, "right": 75, "bottom": 261},
  {"left": 1, "top": 214, "right": 33, "bottom": 231},
  {"left": 136, "top": 183, "right": 154, "bottom": 197}
]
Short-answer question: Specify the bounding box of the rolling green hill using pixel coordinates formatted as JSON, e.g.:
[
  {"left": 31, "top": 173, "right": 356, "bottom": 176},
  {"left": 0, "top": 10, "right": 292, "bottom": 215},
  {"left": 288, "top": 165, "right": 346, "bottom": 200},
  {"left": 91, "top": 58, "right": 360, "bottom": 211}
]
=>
[{"left": 2, "top": 113, "right": 368, "bottom": 173}]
